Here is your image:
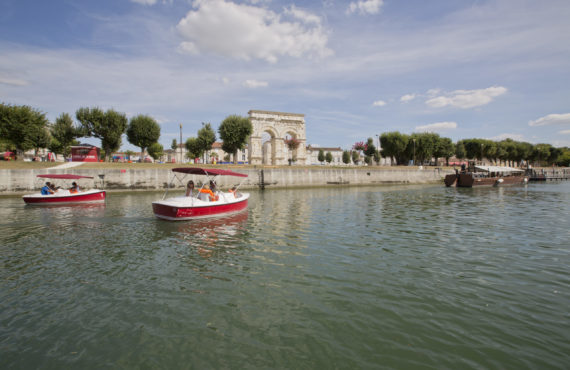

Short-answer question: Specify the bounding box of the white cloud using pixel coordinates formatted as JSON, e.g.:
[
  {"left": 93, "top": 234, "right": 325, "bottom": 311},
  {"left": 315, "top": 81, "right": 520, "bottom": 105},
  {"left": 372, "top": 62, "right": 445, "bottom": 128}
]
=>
[
  {"left": 372, "top": 100, "right": 386, "bottom": 107},
  {"left": 425, "top": 86, "right": 507, "bottom": 109},
  {"left": 176, "top": 0, "right": 331, "bottom": 63},
  {"left": 347, "top": 0, "right": 384, "bottom": 15},
  {"left": 415, "top": 121, "right": 457, "bottom": 132},
  {"left": 243, "top": 79, "right": 268, "bottom": 88},
  {"left": 528, "top": 113, "right": 570, "bottom": 126},
  {"left": 400, "top": 94, "right": 415, "bottom": 103},
  {"left": 0, "top": 77, "right": 28, "bottom": 86},
  {"left": 559, "top": 129, "right": 570, "bottom": 135}
]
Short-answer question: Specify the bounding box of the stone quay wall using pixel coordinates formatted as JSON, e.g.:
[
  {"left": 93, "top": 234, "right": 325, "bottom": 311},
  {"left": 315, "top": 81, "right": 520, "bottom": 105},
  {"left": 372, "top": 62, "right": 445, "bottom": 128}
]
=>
[{"left": 0, "top": 167, "right": 451, "bottom": 194}]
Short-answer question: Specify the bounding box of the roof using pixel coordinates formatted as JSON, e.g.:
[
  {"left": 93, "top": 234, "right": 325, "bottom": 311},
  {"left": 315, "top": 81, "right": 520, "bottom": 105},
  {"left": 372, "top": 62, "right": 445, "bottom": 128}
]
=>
[
  {"left": 172, "top": 167, "right": 248, "bottom": 177},
  {"left": 37, "top": 174, "right": 94, "bottom": 179},
  {"left": 474, "top": 165, "right": 524, "bottom": 173}
]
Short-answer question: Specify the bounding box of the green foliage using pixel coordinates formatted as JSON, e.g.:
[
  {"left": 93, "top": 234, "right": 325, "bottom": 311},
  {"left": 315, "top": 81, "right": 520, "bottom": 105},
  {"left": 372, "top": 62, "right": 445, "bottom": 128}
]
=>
[
  {"left": 171, "top": 139, "right": 178, "bottom": 151},
  {"left": 218, "top": 115, "right": 252, "bottom": 164},
  {"left": 147, "top": 142, "right": 164, "bottom": 160},
  {"left": 555, "top": 148, "right": 570, "bottom": 166},
  {"left": 380, "top": 132, "right": 410, "bottom": 165},
  {"left": 126, "top": 114, "right": 161, "bottom": 161},
  {"left": 76, "top": 107, "right": 127, "bottom": 161},
  {"left": 318, "top": 149, "right": 325, "bottom": 163},
  {"left": 197, "top": 122, "right": 216, "bottom": 162},
  {"left": 325, "top": 151, "right": 333, "bottom": 163},
  {"left": 455, "top": 141, "right": 466, "bottom": 159},
  {"left": 49, "top": 113, "right": 80, "bottom": 157},
  {"left": 0, "top": 103, "right": 51, "bottom": 155},
  {"left": 351, "top": 150, "right": 359, "bottom": 164},
  {"left": 342, "top": 150, "right": 351, "bottom": 164},
  {"left": 434, "top": 137, "right": 455, "bottom": 166},
  {"left": 185, "top": 137, "right": 203, "bottom": 159}
]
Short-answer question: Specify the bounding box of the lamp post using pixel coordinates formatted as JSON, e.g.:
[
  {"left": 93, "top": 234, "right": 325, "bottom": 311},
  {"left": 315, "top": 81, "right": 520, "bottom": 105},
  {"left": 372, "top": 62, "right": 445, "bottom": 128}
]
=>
[
  {"left": 412, "top": 138, "right": 416, "bottom": 166},
  {"left": 375, "top": 134, "right": 380, "bottom": 165},
  {"left": 179, "top": 123, "right": 182, "bottom": 164}
]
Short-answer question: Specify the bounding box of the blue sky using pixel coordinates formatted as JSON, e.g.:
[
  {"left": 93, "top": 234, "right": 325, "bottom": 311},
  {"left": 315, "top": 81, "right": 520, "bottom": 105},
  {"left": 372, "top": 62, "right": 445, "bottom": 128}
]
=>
[{"left": 1, "top": 0, "right": 569, "bottom": 151}]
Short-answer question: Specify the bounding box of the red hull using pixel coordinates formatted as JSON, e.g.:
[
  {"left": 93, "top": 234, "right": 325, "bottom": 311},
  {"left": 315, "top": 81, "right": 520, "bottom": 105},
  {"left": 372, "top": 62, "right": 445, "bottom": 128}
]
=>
[
  {"left": 23, "top": 191, "right": 106, "bottom": 204},
  {"left": 153, "top": 198, "right": 248, "bottom": 220}
]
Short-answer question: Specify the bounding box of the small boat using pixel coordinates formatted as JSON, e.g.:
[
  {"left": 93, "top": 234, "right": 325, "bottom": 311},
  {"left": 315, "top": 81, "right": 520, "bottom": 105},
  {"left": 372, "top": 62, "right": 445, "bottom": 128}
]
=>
[
  {"left": 152, "top": 167, "right": 249, "bottom": 221},
  {"left": 23, "top": 174, "right": 106, "bottom": 204},
  {"left": 445, "top": 165, "right": 528, "bottom": 187}
]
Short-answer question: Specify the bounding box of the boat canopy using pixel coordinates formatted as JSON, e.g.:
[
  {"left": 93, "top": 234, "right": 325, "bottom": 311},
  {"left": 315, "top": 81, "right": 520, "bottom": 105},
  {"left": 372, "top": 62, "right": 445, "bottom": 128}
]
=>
[
  {"left": 37, "top": 174, "right": 94, "bottom": 179},
  {"left": 172, "top": 167, "right": 248, "bottom": 178},
  {"left": 474, "top": 165, "right": 524, "bottom": 173}
]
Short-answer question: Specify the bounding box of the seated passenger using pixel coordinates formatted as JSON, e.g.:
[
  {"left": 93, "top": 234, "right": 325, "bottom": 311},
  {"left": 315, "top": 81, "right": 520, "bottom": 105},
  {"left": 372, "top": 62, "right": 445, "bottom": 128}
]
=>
[
  {"left": 228, "top": 186, "right": 241, "bottom": 198},
  {"left": 49, "top": 182, "right": 60, "bottom": 192},
  {"left": 69, "top": 182, "right": 80, "bottom": 193},
  {"left": 185, "top": 180, "right": 195, "bottom": 197},
  {"left": 41, "top": 182, "right": 54, "bottom": 195},
  {"left": 199, "top": 184, "right": 218, "bottom": 201}
]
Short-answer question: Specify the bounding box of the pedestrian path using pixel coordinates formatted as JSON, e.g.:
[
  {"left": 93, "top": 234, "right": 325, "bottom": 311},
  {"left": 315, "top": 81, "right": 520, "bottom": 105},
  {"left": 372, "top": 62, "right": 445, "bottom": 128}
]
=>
[{"left": 51, "top": 162, "right": 85, "bottom": 169}]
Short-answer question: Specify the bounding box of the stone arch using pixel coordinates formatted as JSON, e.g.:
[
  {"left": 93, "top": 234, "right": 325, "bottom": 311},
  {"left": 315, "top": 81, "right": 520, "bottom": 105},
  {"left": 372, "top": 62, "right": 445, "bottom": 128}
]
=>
[{"left": 248, "top": 110, "right": 307, "bottom": 165}]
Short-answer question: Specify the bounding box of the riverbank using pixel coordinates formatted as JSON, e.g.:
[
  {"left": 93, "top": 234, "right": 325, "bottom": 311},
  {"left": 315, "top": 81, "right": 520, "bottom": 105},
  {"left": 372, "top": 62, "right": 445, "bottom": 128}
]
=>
[{"left": 0, "top": 164, "right": 450, "bottom": 194}]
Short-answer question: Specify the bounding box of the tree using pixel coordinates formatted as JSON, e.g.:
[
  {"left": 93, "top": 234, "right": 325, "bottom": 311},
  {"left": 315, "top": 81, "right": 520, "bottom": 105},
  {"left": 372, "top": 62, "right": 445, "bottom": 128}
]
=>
[
  {"left": 126, "top": 114, "right": 161, "bottom": 162},
  {"left": 364, "top": 137, "right": 376, "bottom": 164},
  {"left": 197, "top": 122, "right": 216, "bottom": 163},
  {"left": 433, "top": 137, "right": 455, "bottom": 166},
  {"left": 76, "top": 107, "right": 127, "bottom": 161},
  {"left": 342, "top": 150, "right": 351, "bottom": 164},
  {"left": 218, "top": 115, "right": 253, "bottom": 164},
  {"left": 147, "top": 142, "right": 164, "bottom": 161},
  {"left": 325, "top": 151, "right": 333, "bottom": 164},
  {"left": 0, "top": 103, "right": 51, "bottom": 158},
  {"left": 380, "top": 132, "right": 410, "bottom": 165},
  {"left": 185, "top": 137, "right": 203, "bottom": 161},
  {"left": 351, "top": 150, "right": 359, "bottom": 164},
  {"left": 284, "top": 137, "right": 300, "bottom": 165},
  {"left": 318, "top": 149, "right": 325, "bottom": 163},
  {"left": 455, "top": 140, "right": 466, "bottom": 160},
  {"left": 49, "top": 113, "right": 80, "bottom": 158},
  {"left": 171, "top": 139, "right": 178, "bottom": 150}
]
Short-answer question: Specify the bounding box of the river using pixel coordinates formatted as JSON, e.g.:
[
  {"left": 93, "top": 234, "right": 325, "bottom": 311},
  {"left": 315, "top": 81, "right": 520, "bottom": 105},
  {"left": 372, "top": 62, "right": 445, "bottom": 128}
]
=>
[{"left": 1, "top": 183, "right": 569, "bottom": 369}]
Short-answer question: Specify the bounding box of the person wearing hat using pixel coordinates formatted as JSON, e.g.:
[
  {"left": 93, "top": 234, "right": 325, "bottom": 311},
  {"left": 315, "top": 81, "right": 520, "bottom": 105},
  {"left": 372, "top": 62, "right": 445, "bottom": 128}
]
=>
[
  {"left": 41, "top": 182, "right": 54, "bottom": 195},
  {"left": 69, "top": 182, "right": 80, "bottom": 193}
]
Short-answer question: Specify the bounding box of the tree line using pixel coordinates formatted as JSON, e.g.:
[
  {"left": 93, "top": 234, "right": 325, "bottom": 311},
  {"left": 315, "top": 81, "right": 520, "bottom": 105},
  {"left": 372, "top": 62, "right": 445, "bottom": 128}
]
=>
[
  {"left": 1, "top": 103, "right": 253, "bottom": 163},
  {"left": 377, "top": 132, "right": 569, "bottom": 167}
]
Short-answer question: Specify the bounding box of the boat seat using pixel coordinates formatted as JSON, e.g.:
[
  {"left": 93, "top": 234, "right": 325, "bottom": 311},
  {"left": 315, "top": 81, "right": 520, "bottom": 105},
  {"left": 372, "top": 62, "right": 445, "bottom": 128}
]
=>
[{"left": 198, "top": 192, "right": 209, "bottom": 202}]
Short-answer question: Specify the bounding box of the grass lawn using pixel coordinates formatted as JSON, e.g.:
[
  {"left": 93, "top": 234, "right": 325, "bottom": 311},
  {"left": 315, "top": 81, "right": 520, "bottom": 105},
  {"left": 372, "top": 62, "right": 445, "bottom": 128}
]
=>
[{"left": 0, "top": 161, "right": 59, "bottom": 169}]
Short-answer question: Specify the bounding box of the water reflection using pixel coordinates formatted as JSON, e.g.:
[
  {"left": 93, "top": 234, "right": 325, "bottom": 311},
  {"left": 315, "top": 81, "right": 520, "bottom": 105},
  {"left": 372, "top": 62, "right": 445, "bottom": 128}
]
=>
[{"left": 175, "top": 210, "right": 250, "bottom": 260}]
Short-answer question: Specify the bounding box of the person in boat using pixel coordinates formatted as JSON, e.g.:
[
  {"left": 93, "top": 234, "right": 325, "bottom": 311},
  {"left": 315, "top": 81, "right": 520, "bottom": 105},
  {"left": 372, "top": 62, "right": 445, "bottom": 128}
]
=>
[
  {"left": 209, "top": 180, "right": 217, "bottom": 194},
  {"left": 199, "top": 184, "right": 218, "bottom": 201},
  {"left": 185, "top": 180, "right": 195, "bottom": 197},
  {"left": 41, "top": 182, "right": 54, "bottom": 195},
  {"left": 228, "top": 186, "right": 241, "bottom": 198},
  {"left": 49, "top": 182, "right": 60, "bottom": 192},
  {"left": 69, "top": 182, "right": 80, "bottom": 193}
]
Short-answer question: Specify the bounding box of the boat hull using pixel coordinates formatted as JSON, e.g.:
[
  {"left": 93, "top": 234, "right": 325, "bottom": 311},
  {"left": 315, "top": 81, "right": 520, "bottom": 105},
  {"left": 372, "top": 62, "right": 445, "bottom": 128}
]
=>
[
  {"left": 23, "top": 190, "right": 106, "bottom": 204},
  {"left": 445, "top": 173, "right": 528, "bottom": 187},
  {"left": 152, "top": 195, "right": 249, "bottom": 220}
]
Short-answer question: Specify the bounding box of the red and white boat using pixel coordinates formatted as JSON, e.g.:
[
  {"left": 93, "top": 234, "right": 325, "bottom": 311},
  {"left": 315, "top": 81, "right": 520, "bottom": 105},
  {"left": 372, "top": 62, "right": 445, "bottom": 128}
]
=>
[
  {"left": 23, "top": 174, "right": 106, "bottom": 205},
  {"left": 152, "top": 167, "right": 249, "bottom": 221}
]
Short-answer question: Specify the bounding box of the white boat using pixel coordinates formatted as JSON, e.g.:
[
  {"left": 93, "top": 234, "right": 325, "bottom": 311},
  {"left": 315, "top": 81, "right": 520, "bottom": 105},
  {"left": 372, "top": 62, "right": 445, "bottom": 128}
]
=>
[
  {"left": 152, "top": 167, "right": 249, "bottom": 221},
  {"left": 23, "top": 174, "right": 106, "bottom": 205}
]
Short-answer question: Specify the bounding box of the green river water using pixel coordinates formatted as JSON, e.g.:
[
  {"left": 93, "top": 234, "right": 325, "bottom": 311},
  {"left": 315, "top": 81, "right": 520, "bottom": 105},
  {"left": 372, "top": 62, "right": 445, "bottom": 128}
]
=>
[{"left": 1, "top": 183, "right": 569, "bottom": 369}]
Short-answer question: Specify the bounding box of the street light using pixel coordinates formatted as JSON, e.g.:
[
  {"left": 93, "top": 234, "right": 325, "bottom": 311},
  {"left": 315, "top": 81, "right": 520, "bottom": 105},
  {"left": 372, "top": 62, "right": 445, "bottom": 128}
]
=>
[{"left": 375, "top": 134, "right": 380, "bottom": 165}]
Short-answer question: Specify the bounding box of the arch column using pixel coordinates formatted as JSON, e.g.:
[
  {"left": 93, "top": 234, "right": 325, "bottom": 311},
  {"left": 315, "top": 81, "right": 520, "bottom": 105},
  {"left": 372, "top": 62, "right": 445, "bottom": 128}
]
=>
[{"left": 249, "top": 135, "right": 262, "bottom": 165}]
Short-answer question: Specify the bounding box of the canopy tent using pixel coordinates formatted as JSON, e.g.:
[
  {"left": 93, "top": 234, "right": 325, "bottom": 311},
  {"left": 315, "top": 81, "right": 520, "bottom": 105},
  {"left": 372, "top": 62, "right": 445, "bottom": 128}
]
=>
[
  {"left": 37, "top": 174, "right": 94, "bottom": 179},
  {"left": 474, "top": 166, "right": 524, "bottom": 173},
  {"left": 172, "top": 167, "right": 248, "bottom": 178}
]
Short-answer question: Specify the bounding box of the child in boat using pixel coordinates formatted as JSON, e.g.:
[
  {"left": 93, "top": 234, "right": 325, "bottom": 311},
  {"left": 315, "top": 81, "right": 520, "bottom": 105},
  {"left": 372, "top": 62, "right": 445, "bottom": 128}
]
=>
[
  {"left": 69, "top": 182, "right": 80, "bottom": 193},
  {"left": 185, "top": 180, "right": 195, "bottom": 197},
  {"left": 228, "top": 186, "right": 241, "bottom": 198}
]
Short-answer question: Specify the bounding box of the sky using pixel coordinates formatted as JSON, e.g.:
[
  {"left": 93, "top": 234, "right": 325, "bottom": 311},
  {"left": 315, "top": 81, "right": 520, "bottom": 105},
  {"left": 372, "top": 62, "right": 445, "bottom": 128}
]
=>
[{"left": 1, "top": 0, "right": 570, "bottom": 151}]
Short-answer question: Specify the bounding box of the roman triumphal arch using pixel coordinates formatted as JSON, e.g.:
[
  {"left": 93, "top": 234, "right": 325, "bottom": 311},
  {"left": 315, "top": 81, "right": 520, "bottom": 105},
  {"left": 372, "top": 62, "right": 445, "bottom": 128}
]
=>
[{"left": 248, "top": 110, "right": 307, "bottom": 165}]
